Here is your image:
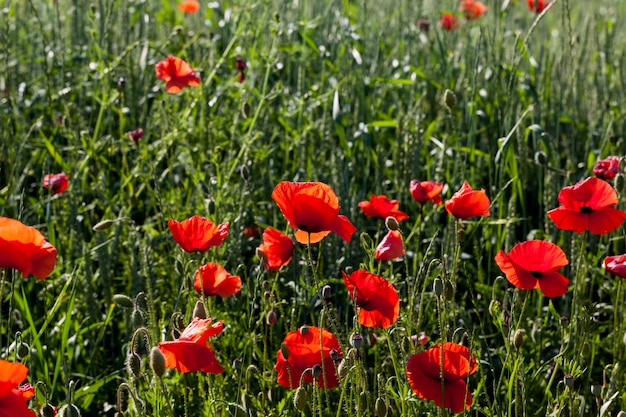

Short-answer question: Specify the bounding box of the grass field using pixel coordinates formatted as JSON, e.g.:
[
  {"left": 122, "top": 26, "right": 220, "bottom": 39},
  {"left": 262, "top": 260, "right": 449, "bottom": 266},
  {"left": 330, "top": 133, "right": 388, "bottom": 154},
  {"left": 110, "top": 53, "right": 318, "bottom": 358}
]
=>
[{"left": 2, "top": 0, "right": 626, "bottom": 415}]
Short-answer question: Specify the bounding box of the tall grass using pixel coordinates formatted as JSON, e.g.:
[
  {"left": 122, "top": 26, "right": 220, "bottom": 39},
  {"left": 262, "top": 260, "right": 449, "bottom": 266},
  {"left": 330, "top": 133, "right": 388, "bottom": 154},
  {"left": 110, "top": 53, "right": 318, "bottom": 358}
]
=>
[{"left": 2, "top": 0, "right": 626, "bottom": 415}]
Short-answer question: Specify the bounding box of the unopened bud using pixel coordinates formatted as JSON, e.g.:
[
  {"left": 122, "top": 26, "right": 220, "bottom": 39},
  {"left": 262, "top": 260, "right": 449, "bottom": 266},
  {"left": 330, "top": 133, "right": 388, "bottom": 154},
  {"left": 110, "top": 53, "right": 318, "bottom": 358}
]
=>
[
  {"left": 192, "top": 300, "right": 207, "bottom": 319},
  {"left": 58, "top": 404, "right": 81, "bottom": 417},
  {"left": 616, "top": 411, "right": 626, "bottom": 417},
  {"left": 150, "top": 346, "right": 166, "bottom": 377},
  {"left": 126, "top": 353, "right": 141, "bottom": 378},
  {"left": 375, "top": 397, "right": 387, "bottom": 417},
  {"left": 560, "top": 316, "right": 569, "bottom": 328},
  {"left": 293, "top": 386, "right": 308, "bottom": 412},
  {"left": 131, "top": 309, "right": 144, "bottom": 328},
  {"left": 443, "top": 89, "right": 457, "bottom": 109},
  {"left": 591, "top": 383, "right": 603, "bottom": 397},
  {"left": 443, "top": 280, "right": 454, "bottom": 300},
  {"left": 40, "top": 404, "right": 57, "bottom": 417},
  {"left": 338, "top": 359, "right": 350, "bottom": 378},
  {"left": 311, "top": 364, "right": 322, "bottom": 379},
  {"left": 321, "top": 285, "right": 332, "bottom": 301},
  {"left": 93, "top": 219, "right": 116, "bottom": 231},
  {"left": 299, "top": 325, "right": 309, "bottom": 336},
  {"left": 358, "top": 392, "right": 368, "bottom": 413},
  {"left": 616, "top": 173, "right": 625, "bottom": 192},
  {"left": 513, "top": 329, "right": 525, "bottom": 349},
  {"left": 280, "top": 343, "right": 290, "bottom": 360},
  {"left": 385, "top": 216, "right": 399, "bottom": 231},
  {"left": 232, "top": 359, "right": 242, "bottom": 370},
  {"left": 16, "top": 342, "right": 30, "bottom": 359},
  {"left": 433, "top": 277, "right": 444, "bottom": 296},
  {"left": 266, "top": 310, "right": 277, "bottom": 325},
  {"left": 113, "top": 294, "right": 134, "bottom": 308},
  {"left": 350, "top": 333, "right": 364, "bottom": 349},
  {"left": 240, "top": 165, "right": 250, "bottom": 181},
  {"left": 534, "top": 151, "right": 548, "bottom": 166},
  {"left": 256, "top": 248, "right": 268, "bottom": 263},
  {"left": 563, "top": 374, "right": 574, "bottom": 388},
  {"left": 330, "top": 348, "right": 341, "bottom": 362}
]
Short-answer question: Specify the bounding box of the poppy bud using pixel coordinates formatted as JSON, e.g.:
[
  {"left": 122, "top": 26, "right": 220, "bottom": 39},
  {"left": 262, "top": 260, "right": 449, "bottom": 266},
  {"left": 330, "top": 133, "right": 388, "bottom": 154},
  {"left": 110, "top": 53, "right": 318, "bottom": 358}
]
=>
[
  {"left": 616, "top": 173, "right": 625, "bottom": 192},
  {"left": 443, "top": 280, "right": 455, "bottom": 300},
  {"left": 513, "top": 329, "right": 525, "bottom": 349},
  {"left": 192, "top": 300, "right": 207, "bottom": 319},
  {"left": 40, "top": 404, "right": 57, "bottom": 417},
  {"left": 266, "top": 310, "right": 277, "bottom": 325},
  {"left": 262, "top": 280, "right": 270, "bottom": 291},
  {"left": 417, "top": 18, "right": 430, "bottom": 32},
  {"left": 534, "top": 151, "right": 548, "bottom": 165},
  {"left": 299, "top": 325, "right": 309, "bottom": 336},
  {"left": 131, "top": 309, "right": 144, "bottom": 328},
  {"left": 126, "top": 353, "right": 141, "bottom": 378},
  {"left": 563, "top": 374, "right": 574, "bottom": 388},
  {"left": 117, "top": 77, "right": 126, "bottom": 91},
  {"left": 590, "top": 383, "right": 603, "bottom": 397},
  {"left": 617, "top": 411, "right": 626, "bottom": 417},
  {"left": 256, "top": 248, "right": 268, "bottom": 263},
  {"left": 350, "top": 333, "right": 364, "bottom": 348},
  {"left": 560, "top": 316, "right": 569, "bottom": 328},
  {"left": 443, "top": 89, "right": 457, "bottom": 109},
  {"left": 338, "top": 359, "right": 350, "bottom": 378},
  {"left": 16, "top": 342, "right": 30, "bottom": 359},
  {"left": 93, "top": 219, "right": 116, "bottom": 231},
  {"left": 321, "top": 285, "right": 332, "bottom": 301},
  {"left": 384, "top": 216, "right": 399, "bottom": 231},
  {"left": 311, "top": 364, "right": 322, "bottom": 379},
  {"left": 433, "top": 277, "right": 444, "bottom": 296},
  {"left": 232, "top": 358, "right": 242, "bottom": 370},
  {"left": 489, "top": 299, "right": 501, "bottom": 318},
  {"left": 375, "top": 397, "right": 387, "bottom": 417},
  {"left": 280, "top": 343, "right": 290, "bottom": 360},
  {"left": 358, "top": 392, "right": 368, "bottom": 413},
  {"left": 240, "top": 165, "right": 250, "bottom": 181},
  {"left": 263, "top": 291, "right": 271, "bottom": 300},
  {"left": 293, "top": 386, "right": 308, "bottom": 412},
  {"left": 58, "top": 404, "right": 81, "bottom": 417},
  {"left": 113, "top": 294, "right": 134, "bottom": 308},
  {"left": 330, "top": 348, "right": 341, "bottom": 362},
  {"left": 150, "top": 347, "right": 166, "bottom": 377}
]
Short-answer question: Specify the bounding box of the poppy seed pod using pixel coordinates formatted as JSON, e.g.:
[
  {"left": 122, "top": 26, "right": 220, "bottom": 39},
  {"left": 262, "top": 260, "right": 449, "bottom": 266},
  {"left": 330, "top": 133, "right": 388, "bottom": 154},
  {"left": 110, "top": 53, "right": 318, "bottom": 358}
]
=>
[
  {"left": 150, "top": 347, "right": 166, "bottom": 378},
  {"left": 590, "top": 383, "right": 603, "bottom": 397},
  {"left": 280, "top": 342, "right": 290, "bottom": 360},
  {"left": 563, "top": 374, "right": 574, "bottom": 388},
  {"left": 385, "top": 216, "right": 400, "bottom": 231},
  {"left": 311, "top": 364, "right": 322, "bottom": 379}
]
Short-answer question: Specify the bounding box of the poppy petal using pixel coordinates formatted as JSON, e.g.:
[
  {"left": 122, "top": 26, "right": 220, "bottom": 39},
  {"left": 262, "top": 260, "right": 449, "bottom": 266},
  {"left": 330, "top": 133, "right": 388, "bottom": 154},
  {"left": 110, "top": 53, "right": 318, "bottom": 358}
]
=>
[
  {"left": 546, "top": 208, "right": 589, "bottom": 233},
  {"left": 588, "top": 209, "right": 626, "bottom": 235},
  {"left": 537, "top": 272, "right": 569, "bottom": 298},
  {"left": 494, "top": 250, "right": 537, "bottom": 290}
]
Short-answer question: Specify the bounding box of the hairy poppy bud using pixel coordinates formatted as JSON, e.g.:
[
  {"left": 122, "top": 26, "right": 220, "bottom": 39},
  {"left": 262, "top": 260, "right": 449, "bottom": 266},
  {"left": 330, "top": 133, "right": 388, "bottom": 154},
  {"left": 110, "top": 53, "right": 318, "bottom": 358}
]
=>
[
  {"left": 375, "top": 397, "right": 387, "bottom": 417},
  {"left": 513, "top": 329, "right": 525, "bottom": 349},
  {"left": 433, "top": 277, "right": 444, "bottom": 296},
  {"left": 560, "top": 316, "right": 569, "bottom": 328},
  {"left": 330, "top": 348, "right": 341, "bottom": 362},
  {"left": 443, "top": 280, "right": 455, "bottom": 300},
  {"left": 16, "top": 342, "right": 30, "bottom": 359},
  {"left": 126, "top": 353, "right": 141, "bottom": 378},
  {"left": 192, "top": 300, "right": 207, "bottom": 319},
  {"left": 443, "top": 89, "right": 457, "bottom": 109},
  {"left": 93, "top": 219, "right": 116, "bottom": 231},
  {"left": 58, "top": 404, "right": 81, "bottom": 417},
  {"left": 616, "top": 173, "right": 625, "bottom": 192},
  {"left": 41, "top": 404, "right": 57, "bottom": 417},
  {"left": 266, "top": 310, "right": 277, "bottom": 325},
  {"left": 131, "top": 309, "right": 144, "bottom": 328},
  {"left": 358, "top": 392, "right": 368, "bottom": 413},
  {"left": 563, "top": 374, "right": 574, "bottom": 388},
  {"left": 385, "top": 216, "right": 399, "bottom": 231},
  {"left": 113, "top": 294, "right": 134, "bottom": 308},
  {"left": 617, "top": 411, "right": 626, "bottom": 417},
  {"left": 299, "top": 325, "right": 309, "bottom": 336},
  {"left": 321, "top": 285, "right": 332, "bottom": 301},
  {"left": 338, "top": 359, "right": 350, "bottom": 378},
  {"left": 311, "top": 364, "right": 322, "bottom": 379},
  {"left": 350, "top": 333, "right": 364, "bottom": 348},
  {"left": 293, "top": 386, "right": 308, "bottom": 411},
  {"left": 280, "top": 343, "right": 290, "bottom": 360},
  {"left": 150, "top": 347, "right": 166, "bottom": 377},
  {"left": 534, "top": 151, "right": 548, "bottom": 165},
  {"left": 591, "top": 383, "right": 603, "bottom": 397}
]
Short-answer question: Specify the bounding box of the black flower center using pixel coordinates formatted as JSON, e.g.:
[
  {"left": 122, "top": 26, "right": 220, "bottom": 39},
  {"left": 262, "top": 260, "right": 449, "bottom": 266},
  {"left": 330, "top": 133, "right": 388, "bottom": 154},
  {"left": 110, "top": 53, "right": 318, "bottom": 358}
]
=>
[
  {"left": 580, "top": 206, "right": 593, "bottom": 214},
  {"left": 529, "top": 271, "right": 543, "bottom": 278}
]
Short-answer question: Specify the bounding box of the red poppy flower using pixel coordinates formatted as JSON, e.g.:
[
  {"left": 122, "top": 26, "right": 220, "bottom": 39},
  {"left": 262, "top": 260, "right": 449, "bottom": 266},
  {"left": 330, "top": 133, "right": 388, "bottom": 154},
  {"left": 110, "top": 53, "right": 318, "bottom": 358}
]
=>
[
  {"left": 547, "top": 177, "right": 626, "bottom": 235},
  {"left": 604, "top": 255, "right": 626, "bottom": 279},
  {"left": 358, "top": 195, "right": 409, "bottom": 222},
  {"left": 406, "top": 342, "right": 477, "bottom": 413},
  {"left": 257, "top": 227, "right": 294, "bottom": 271},
  {"left": 194, "top": 262, "right": 242, "bottom": 297},
  {"left": 168, "top": 216, "right": 229, "bottom": 252},
  {"left": 410, "top": 180, "right": 444, "bottom": 205},
  {"left": 445, "top": 182, "right": 490, "bottom": 219},
  {"left": 342, "top": 269, "right": 400, "bottom": 328},
  {"left": 593, "top": 156, "right": 621, "bottom": 181},
  {"left": 177, "top": 0, "right": 200, "bottom": 13},
  {"left": 274, "top": 326, "right": 341, "bottom": 389},
  {"left": 272, "top": 181, "right": 356, "bottom": 244},
  {"left": 375, "top": 230, "right": 404, "bottom": 261},
  {"left": 439, "top": 14, "right": 460, "bottom": 31},
  {"left": 155, "top": 56, "right": 201, "bottom": 94},
  {"left": 460, "top": 0, "right": 487, "bottom": 20},
  {"left": 0, "top": 360, "right": 36, "bottom": 417},
  {"left": 527, "top": 0, "right": 549, "bottom": 13},
  {"left": 43, "top": 173, "right": 69, "bottom": 195},
  {"left": 158, "top": 317, "right": 224, "bottom": 374},
  {"left": 494, "top": 240, "right": 569, "bottom": 298},
  {"left": 0, "top": 217, "right": 57, "bottom": 280}
]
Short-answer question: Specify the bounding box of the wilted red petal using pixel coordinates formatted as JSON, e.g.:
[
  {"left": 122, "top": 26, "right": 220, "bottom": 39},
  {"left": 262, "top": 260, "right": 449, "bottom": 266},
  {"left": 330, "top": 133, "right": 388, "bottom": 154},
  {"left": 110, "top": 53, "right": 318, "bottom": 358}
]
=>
[
  {"left": 274, "top": 326, "right": 341, "bottom": 389},
  {"left": 445, "top": 182, "right": 490, "bottom": 219},
  {"left": 168, "top": 216, "right": 229, "bottom": 252},
  {"left": 258, "top": 227, "right": 294, "bottom": 271},
  {"left": 604, "top": 255, "right": 626, "bottom": 279},
  {"left": 342, "top": 270, "right": 399, "bottom": 328},
  {"left": 0, "top": 217, "right": 57, "bottom": 279},
  {"left": 358, "top": 195, "right": 409, "bottom": 222},
  {"left": 375, "top": 230, "right": 405, "bottom": 261},
  {"left": 193, "top": 262, "right": 242, "bottom": 297}
]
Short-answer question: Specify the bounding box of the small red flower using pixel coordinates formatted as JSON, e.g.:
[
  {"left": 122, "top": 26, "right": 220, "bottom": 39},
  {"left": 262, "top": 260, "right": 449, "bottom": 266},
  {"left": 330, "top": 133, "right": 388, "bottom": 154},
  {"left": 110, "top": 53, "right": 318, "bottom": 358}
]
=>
[
  {"left": 194, "top": 262, "right": 242, "bottom": 297},
  {"left": 272, "top": 181, "right": 356, "bottom": 244},
  {"left": 406, "top": 342, "right": 477, "bottom": 413},
  {"left": 410, "top": 180, "right": 444, "bottom": 205},
  {"left": 547, "top": 177, "right": 626, "bottom": 235},
  {"left": 158, "top": 317, "right": 224, "bottom": 374},
  {"left": 0, "top": 217, "right": 57, "bottom": 280},
  {"left": 275, "top": 326, "right": 341, "bottom": 389},
  {"left": 445, "top": 182, "right": 490, "bottom": 219},
  {"left": 0, "top": 360, "right": 36, "bottom": 417},
  {"left": 236, "top": 57, "right": 247, "bottom": 83},
  {"left": 439, "top": 14, "right": 460, "bottom": 31},
  {"left": 43, "top": 173, "right": 69, "bottom": 195},
  {"left": 127, "top": 128, "right": 144, "bottom": 145},
  {"left": 494, "top": 240, "right": 569, "bottom": 298},
  {"left": 155, "top": 56, "right": 201, "bottom": 94},
  {"left": 593, "top": 156, "right": 621, "bottom": 181},
  {"left": 375, "top": 230, "right": 404, "bottom": 261},
  {"left": 257, "top": 227, "right": 294, "bottom": 271},
  {"left": 177, "top": 0, "right": 200, "bottom": 13},
  {"left": 527, "top": 0, "right": 549, "bottom": 13},
  {"left": 342, "top": 269, "right": 400, "bottom": 328},
  {"left": 460, "top": 0, "right": 488, "bottom": 20},
  {"left": 168, "top": 216, "right": 229, "bottom": 253},
  {"left": 358, "top": 195, "right": 409, "bottom": 222},
  {"left": 604, "top": 255, "right": 626, "bottom": 279}
]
